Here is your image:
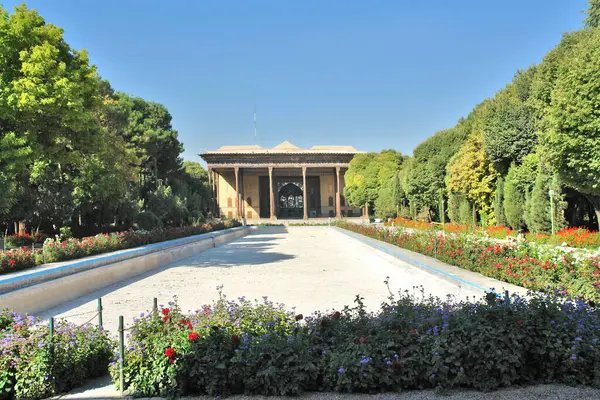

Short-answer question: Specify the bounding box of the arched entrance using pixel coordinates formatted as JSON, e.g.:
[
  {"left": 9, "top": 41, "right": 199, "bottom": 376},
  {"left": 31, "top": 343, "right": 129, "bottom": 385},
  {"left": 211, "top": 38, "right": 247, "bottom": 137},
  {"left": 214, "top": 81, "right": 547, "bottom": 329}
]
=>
[{"left": 278, "top": 182, "right": 303, "bottom": 219}]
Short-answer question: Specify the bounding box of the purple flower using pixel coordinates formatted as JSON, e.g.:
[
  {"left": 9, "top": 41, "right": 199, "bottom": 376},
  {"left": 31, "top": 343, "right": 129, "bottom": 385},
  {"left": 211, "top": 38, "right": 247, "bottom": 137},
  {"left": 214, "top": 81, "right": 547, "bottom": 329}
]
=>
[
  {"left": 338, "top": 367, "right": 345, "bottom": 373},
  {"left": 575, "top": 337, "right": 582, "bottom": 342},
  {"left": 571, "top": 354, "right": 577, "bottom": 360}
]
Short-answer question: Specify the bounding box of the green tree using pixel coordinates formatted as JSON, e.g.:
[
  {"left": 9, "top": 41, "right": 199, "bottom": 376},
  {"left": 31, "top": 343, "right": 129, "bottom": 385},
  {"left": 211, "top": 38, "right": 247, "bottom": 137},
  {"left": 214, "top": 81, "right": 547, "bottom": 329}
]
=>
[
  {"left": 482, "top": 69, "right": 537, "bottom": 174},
  {"left": 344, "top": 150, "right": 404, "bottom": 212},
  {"left": 586, "top": 0, "right": 600, "bottom": 27},
  {"left": 541, "top": 28, "right": 600, "bottom": 228},
  {"left": 527, "top": 173, "right": 551, "bottom": 234},
  {"left": 494, "top": 177, "right": 506, "bottom": 226},
  {"left": 446, "top": 133, "right": 497, "bottom": 224},
  {"left": 447, "top": 193, "right": 460, "bottom": 223}
]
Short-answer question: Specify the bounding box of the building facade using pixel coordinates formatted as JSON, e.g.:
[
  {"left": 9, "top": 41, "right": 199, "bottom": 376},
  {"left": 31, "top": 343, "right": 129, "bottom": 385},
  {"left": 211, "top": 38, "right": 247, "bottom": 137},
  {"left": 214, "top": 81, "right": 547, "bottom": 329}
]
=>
[{"left": 200, "top": 141, "right": 365, "bottom": 220}]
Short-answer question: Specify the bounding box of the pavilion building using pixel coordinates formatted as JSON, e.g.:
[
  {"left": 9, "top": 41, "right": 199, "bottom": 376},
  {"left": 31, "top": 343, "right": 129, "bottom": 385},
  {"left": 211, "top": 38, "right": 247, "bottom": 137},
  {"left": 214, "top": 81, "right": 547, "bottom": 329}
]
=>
[{"left": 200, "top": 141, "right": 366, "bottom": 221}]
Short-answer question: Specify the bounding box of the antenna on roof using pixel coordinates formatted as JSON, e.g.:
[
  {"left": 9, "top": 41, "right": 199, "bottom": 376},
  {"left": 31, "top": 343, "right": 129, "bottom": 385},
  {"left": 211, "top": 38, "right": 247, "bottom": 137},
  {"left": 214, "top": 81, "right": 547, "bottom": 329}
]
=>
[{"left": 253, "top": 105, "right": 257, "bottom": 143}]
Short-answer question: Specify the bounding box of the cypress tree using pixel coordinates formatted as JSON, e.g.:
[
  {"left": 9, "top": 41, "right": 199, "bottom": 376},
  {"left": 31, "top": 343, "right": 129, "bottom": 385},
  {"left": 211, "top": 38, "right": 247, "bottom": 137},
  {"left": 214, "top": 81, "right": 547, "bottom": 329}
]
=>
[
  {"left": 494, "top": 177, "right": 506, "bottom": 226},
  {"left": 528, "top": 173, "right": 552, "bottom": 233},
  {"left": 448, "top": 193, "right": 460, "bottom": 223},
  {"left": 504, "top": 166, "right": 526, "bottom": 230}
]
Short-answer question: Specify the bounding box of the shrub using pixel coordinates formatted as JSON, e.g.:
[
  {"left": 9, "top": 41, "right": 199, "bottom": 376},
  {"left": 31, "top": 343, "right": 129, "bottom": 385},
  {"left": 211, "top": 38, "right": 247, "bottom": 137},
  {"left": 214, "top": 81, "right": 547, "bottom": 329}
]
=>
[
  {"left": 112, "top": 289, "right": 600, "bottom": 397},
  {"left": 0, "top": 310, "right": 115, "bottom": 399},
  {"left": 4, "top": 232, "right": 47, "bottom": 249},
  {"left": 0, "top": 248, "right": 38, "bottom": 274}
]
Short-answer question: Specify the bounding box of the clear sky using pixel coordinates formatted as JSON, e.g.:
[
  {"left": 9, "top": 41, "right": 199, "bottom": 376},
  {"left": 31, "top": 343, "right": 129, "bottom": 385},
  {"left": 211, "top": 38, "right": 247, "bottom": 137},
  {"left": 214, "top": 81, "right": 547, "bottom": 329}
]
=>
[{"left": 1, "top": 0, "right": 590, "bottom": 162}]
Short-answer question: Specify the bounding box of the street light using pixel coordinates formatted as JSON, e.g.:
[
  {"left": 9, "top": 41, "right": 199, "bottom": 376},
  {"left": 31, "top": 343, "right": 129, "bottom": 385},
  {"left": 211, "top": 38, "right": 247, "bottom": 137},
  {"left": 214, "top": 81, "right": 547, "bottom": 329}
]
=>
[{"left": 548, "top": 189, "right": 555, "bottom": 235}]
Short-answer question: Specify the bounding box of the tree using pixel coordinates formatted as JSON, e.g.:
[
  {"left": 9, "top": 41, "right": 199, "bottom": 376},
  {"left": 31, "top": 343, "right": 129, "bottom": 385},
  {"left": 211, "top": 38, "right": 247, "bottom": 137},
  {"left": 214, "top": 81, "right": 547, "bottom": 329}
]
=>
[
  {"left": 446, "top": 134, "right": 498, "bottom": 224},
  {"left": 586, "top": 0, "right": 600, "bottom": 27},
  {"left": 0, "top": 4, "right": 105, "bottom": 232},
  {"left": 503, "top": 169, "right": 526, "bottom": 230},
  {"left": 503, "top": 155, "right": 539, "bottom": 230},
  {"left": 494, "top": 177, "right": 506, "bottom": 226},
  {"left": 344, "top": 150, "right": 404, "bottom": 212},
  {"left": 482, "top": 70, "right": 537, "bottom": 174},
  {"left": 542, "top": 28, "right": 600, "bottom": 228},
  {"left": 109, "top": 93, "right": 183, "bottom": 189},
  {"left": 447, "top": 193, "right": 460, "bottom": 223},
  {"left": 527, "top": 173, "right": 551, "bottom": 234}
]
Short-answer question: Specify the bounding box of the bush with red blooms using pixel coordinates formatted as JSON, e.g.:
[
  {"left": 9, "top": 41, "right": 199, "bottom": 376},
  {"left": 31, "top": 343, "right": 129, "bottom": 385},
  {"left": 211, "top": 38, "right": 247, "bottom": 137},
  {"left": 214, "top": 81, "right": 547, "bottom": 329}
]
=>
[
  {"left": 0, "top": 221, "right": 241, "bottom": 276},
  {"left": 339, "top": 222, "right": 600, "bottom": 301},
  {"left": 111, "top": 289, "right": 600, "bottom": 397},
  {"left": 4, "top": 232, "right": 48, "bottom": 248},
  {"left": 0, "top": 247, "right": 38, "bottom": 274}
]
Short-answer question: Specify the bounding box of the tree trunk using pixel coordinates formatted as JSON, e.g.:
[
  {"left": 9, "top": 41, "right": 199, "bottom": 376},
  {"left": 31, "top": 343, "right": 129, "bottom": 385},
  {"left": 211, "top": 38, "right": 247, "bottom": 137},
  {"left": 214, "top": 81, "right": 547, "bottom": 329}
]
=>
[{"left": 18, "top": 221, "right": 26, "bottom": 235}]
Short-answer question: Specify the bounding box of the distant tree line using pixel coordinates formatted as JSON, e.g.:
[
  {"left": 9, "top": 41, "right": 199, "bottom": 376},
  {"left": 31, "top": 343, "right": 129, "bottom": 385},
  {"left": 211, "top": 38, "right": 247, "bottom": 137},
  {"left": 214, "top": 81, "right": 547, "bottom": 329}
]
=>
[
  {"left": 345, "top": 1, "right": 600, "bottom": 232},
  {"left": 0, "top": 5, "right": 209, "bottom": 237}
]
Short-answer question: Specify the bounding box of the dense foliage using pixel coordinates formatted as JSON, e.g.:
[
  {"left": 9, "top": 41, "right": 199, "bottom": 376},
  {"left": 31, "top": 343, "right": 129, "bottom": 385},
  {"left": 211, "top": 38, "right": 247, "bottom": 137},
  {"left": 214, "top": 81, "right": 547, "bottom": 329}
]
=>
[
  {"left": 338, "top": 222, "right": 600, "bottom": 301},
  {"left": 346, "top": 2, "right": 600, "bottom": 234},
  {"left": 113, "top": 288, "right": 600, "bottom": 397},
  {"left": 0, "top": 309, "right": 115, "bottom": 399},
  {"left": 0, "top": 5, "right": 210, "bottom": 239},
  {"left": 0, "top": 220, "right": 240, "bottom": 275}
]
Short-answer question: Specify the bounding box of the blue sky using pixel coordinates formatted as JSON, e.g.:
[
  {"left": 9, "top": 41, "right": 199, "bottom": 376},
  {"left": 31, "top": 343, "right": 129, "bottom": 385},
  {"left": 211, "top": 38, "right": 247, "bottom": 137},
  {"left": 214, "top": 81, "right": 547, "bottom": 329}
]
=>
[{"left": 1, "top": 0, "right": 590, "bottom": 162}]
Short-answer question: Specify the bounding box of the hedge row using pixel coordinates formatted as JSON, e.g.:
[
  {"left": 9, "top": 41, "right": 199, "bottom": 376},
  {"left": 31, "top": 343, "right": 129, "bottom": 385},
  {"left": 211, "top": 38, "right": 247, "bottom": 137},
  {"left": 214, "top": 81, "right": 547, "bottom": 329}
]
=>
[
  {"left": 0, "top": 220, "right": 241, "bottom": 275},
  {"left": 112, "top": 289, "right": 600, "bottom": 397},
  {"left": 339, "top": 222, "right": 600, "bottom": 301},
  {"left": 0, "top": 309, "right": 115, "bottom": 400}
]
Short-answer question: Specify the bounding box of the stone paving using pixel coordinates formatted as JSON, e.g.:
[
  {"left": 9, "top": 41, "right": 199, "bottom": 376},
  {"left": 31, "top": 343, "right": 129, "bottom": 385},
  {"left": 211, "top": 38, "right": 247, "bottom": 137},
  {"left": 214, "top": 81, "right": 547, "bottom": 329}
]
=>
[{"left": 39, "top": 226, "right": 487, "bottom": 334}]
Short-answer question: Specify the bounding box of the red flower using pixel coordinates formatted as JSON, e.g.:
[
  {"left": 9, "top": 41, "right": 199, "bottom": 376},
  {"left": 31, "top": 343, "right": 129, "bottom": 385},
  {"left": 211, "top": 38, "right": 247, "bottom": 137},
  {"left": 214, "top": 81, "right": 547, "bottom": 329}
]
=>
[
  {"left": 295, "top": 314, "right": 303, "bottom": 321},
  {"left": 168, "top": 358, "right": 175, "bottom": 364},
  {"left": 162, "top": 308, "right": 170, "bottom": 316},
  {"left": 164, "top": 347, "right": 176, "bottom": 358},
  {"left": 357, "top": 336, "right": 369, "bottom": 344},
  {"left": 179, "top": 319, "right": 187, "bottom": 326},
  {"left": 8, "top": 260, "right": 15, "bottom": 266},
  {"left": 515, "top": 319, "right": 524, "bottom": 328},
  {"left": 188, "top": 332, "right": 199, "bottom": 342},
  {"left": 332, "top": 311, "right": 341, "bottom": 319},
  {"left": 231, "top": 335, "right": 241, "bottom": 345},
  {"left": 411, "top": 329, "right": 417, "bottom": 336},
  {"left": 161, "top": 316, "right": 169, "bottom": 323}
]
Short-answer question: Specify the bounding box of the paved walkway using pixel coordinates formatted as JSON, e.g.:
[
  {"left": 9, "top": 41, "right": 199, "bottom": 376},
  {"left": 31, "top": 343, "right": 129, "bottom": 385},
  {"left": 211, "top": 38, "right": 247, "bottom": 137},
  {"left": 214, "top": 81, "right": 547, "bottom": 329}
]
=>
[{"left": 39, "top": 226, "right": 488, "bottom": 334}]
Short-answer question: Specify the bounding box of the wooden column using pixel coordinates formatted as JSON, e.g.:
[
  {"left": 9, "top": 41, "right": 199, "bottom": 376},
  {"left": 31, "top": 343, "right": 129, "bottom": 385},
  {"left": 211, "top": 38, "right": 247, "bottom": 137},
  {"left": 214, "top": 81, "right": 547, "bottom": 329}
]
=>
[
  {"left": 335, "top": 167, "right": 341, "bottom": 218},
  {"left": 213, "top": 170, "right": 219, "bottom": 218},
  {"left": 302, "top": 167, "right": 308, "bottom": 220},
  {"left": 234, "top": 167, "right": 240, "bottom": 219},
  {"left": 269, "top": 167, "right": 275, "bottom": 220},
  {"left": 207, "top": 168, "right": 213, "bottom": 215},
  {"left": 365, "top": 201, "right": 369, "bottom": 218}
]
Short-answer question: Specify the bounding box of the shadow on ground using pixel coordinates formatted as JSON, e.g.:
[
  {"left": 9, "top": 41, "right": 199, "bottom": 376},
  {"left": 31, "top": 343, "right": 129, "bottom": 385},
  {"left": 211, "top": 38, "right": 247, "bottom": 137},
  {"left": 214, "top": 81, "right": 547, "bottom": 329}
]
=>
[{"left": 38, "top": 232, "right": 293, "bottom": 318}]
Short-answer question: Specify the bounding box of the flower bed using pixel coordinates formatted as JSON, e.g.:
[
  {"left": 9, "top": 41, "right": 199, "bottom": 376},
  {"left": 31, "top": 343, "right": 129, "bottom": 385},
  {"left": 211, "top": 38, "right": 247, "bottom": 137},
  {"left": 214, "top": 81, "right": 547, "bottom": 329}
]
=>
[
  {"left": 385, "top": 217, "right": 600, "bottom": 249},
  {"left": 338, "top": 222, "right": 600, "bottom": 301},
  {"left": 0, "top": 309, "right": 115, "bottom": 399},
  {"left": 112, "top": 290, "right": 600, "bottom": 397},
  {"left": 0, "top": 220, "right": 241, "bottom": 276},
  {"left": 3, "top": 232, "right": 47, "bottom": 249}
]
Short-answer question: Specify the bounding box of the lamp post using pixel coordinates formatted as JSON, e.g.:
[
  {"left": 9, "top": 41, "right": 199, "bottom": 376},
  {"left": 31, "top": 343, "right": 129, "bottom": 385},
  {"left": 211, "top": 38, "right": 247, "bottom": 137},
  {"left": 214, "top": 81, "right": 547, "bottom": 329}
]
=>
[{"left": 548, "top": 189, "right": 555, "bottom": 235}]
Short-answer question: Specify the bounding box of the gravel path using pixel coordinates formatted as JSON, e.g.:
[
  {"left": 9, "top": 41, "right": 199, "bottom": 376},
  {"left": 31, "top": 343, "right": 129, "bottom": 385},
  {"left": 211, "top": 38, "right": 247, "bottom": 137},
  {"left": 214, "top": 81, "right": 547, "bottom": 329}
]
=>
[{"left": 39, "top": 226, "right": 484, "bottom": 334}]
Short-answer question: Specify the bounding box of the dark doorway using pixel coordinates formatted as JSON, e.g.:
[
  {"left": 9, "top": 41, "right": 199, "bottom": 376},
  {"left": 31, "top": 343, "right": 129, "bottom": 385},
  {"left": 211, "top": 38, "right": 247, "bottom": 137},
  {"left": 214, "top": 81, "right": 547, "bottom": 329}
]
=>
[
  {"left": 278, "top": 182, "right": 303, "bottom": 219},
  {"left": 306, "top": 176, "right": 321, "bottom": 217},
  {"left": 259, "top": 176, "right": 270, "bottom": 218}
]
